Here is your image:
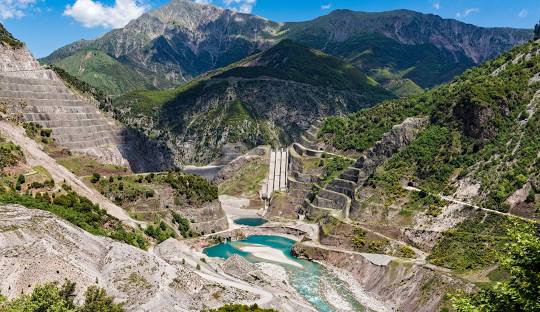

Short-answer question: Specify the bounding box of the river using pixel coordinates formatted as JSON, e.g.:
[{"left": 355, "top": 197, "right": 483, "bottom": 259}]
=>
[{"left": 204, "top": 235, "right": 368, "bottom": 312}]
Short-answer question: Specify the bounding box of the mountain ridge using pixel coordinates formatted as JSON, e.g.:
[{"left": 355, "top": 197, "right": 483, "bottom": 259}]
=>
[
  {"left": 42, "top": 1, "right": 532, "bottom": 94},
  {"left": 109, "top": 40, "right": 393, "bottom": 164}
]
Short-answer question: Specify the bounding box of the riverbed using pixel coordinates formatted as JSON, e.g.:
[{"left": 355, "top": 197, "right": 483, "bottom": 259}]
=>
[{"left": 203, "top": 235, "right": 369, "bottom": 312}]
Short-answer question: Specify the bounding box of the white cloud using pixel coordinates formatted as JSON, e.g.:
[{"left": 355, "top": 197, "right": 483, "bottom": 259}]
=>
[
  {"left": 0, "top": 0, "right": 38, "bottom": 19},
  {"left": 456, "top": 7, "right": 479, "bottom": 18},
  {"left": 64, "top": 0, "right": 146, "bottom": 28},
  {"left": 518, "top": 8, "right": 528, "bottom": 18},
  {"left": 222, "top": 0, "right": 256, "bottom": 13},
  {"left": 321, "top": 3, "right": 331, "bottom": 10},
  {"left": 194, "top": 0, "right": 212, "bottom": 4},
  {"left": 432, "top": 2, "right": 440, "bottom": 10}
]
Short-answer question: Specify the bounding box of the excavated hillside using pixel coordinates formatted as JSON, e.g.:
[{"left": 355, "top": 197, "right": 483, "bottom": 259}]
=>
[
  {"left": 0, "top": 204, "right": 312, "bottom": 311},
  {"left": 275, "top": 38, "right": 540, "bottom": 311},
  {"left": 0, "top": 32, "right": 172, "bottom": 172}
]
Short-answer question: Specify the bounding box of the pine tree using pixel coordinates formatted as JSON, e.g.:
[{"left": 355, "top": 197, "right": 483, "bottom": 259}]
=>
[{"left": 535, "top": 21, "right": 540, "bottom": 40}]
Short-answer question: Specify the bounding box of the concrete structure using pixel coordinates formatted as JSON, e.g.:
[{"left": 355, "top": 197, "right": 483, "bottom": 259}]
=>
[{"left": 261, "top": 148, "right": 288, "bottom": 199}]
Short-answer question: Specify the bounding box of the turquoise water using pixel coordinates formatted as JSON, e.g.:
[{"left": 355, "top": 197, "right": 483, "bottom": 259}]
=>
[
  {"left": 233, "top": 217, "right": 268, "bottom": 226},
  {"left": 203, "top": 235, "right": 367, "bottom": 312}
]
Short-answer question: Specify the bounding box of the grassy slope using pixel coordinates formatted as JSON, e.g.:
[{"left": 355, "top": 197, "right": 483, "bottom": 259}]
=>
[
  {"left": 53, "top": 50, "right": 151, "bottom": 95},
  {"left": 216, "top": 39, "right": 389, "bottom": 95},
  {"left": 319, "top": 40, "right": 540, "bottom": 271}
]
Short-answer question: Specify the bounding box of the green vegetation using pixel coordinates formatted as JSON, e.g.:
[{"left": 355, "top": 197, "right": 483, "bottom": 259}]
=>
[
  {"left": 217, "top": 39, "right": 391, "bottom": 97},
  {"left": 428, "top": 211, "right": 517, "bottom": 272},
  {"left": 0, "top": 136, "right": 23, "bottom": 170},
  {"left": 351, "top": 227, "right": 367, "bottom": 250},
  {"left": 205, "top": 304, "right": 278, "bottom": 312},
  {"left": 23, "top": 122, "right": 53, "bottom": 145},
  {"left": 172, "top": 211, "right": 192, "bottom": 238},
  {"left": 319, "top": 155, "right": 354, "bottom": 186},
  {"left": 144, "top": 220, "right": 176, "bottom": 243},
  {"left": 399, "top": 190, "right": 447, "bottom": 217},
  {"left": 0, "top": 280, "right": 123, "bottom": 311},
  {"left": 289, "top": 30, "right": 475, "bottom": 88},
  {"left": 451, "top": 221, "right": 539, "bottom": 312},
  {"left": 163, "top": 172, "right": 218, "bottom": 206},
  {"left": 399, "top": 245, "right": 416, "bottom": 258},
  {"left": 320, "top": 93, "right": 432, "bottom": 153},
  {"left": 51, "top": 50, "right": 151, "bottom": 95},
  {"left": 0, "top": 23, "right": 23, "bottom": 48},
  {"left": 0, "top": 191, "right": 148, "bottom": 249},
  {"left": 219, "top": 158, "right": 268, "bottom": 197},
  {"left": 322, "top": 40, "right": 540, "bottom": 210},
  {"left": 93, "top": 174, "right": 154, "bottom": 206}
]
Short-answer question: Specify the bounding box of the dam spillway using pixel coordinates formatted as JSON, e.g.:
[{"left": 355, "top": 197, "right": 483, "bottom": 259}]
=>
[{"left": 261, "top": 148, "right": 288, "bottom": 199}]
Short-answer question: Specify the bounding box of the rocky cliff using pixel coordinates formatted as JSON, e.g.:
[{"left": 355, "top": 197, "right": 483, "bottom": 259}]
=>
[{"left": 43, "top": 1, "right": 532, "bottom": 94}]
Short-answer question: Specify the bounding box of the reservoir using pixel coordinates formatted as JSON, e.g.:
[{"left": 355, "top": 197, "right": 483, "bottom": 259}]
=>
[{"left": 233, "top": 217, "right": 268, "bottom": 226}]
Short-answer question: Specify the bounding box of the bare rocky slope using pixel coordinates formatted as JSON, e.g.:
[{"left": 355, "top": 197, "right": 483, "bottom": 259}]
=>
[
  {"left": 42, "top": 0, "right": 532, "bottom": 94},
  {"left": 0, "top": 204, "right": 311, "bottom": 311}
]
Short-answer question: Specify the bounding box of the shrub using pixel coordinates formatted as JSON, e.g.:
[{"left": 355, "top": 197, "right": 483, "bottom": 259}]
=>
[
  {"left": 91, "top": 173, "right": 101, "bottom": 183},
  {"left": 172, "top": 211, "right": 191, "bottom": 238},
  {"left": 0, "top": 280, "right": 124, "bottom": 311},
  {"left": 399, "top": 245, "right": 416, "bottom": 258},
  {"left": 351, "top": 228, "right": 366, "bottom": 250}
]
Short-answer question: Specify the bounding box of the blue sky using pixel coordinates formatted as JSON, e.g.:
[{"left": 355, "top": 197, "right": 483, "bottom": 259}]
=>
[{"left": 1, "top": 0, "right": 539, "bottom": 58}]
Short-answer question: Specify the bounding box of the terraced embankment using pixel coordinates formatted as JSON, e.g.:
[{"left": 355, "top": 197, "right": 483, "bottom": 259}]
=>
[
  {"left": 0, "top": 43, "right": 172, "bottom": 172},
  {"left": 295, "top": 117, "right": 428, "bottom": 221}
]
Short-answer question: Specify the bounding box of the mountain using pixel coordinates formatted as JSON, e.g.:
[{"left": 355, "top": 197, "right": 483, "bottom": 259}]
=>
[
  {"left": 42, "top": 0, "right": 281, "bottom": 92},
  {"left": 42, "top": 1, "right": 532, "bottom": 95},
  {"left": 285, "top": 9, "right": 532, "bottom": 87},
  {"left": 293, "top": 37, "right": 540, "bottom": 275},
  {"left": 110, "top": 40, "right": 393, "bottom": 164}
]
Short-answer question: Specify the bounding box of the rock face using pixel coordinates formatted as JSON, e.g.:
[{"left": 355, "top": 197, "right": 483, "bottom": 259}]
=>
[
  {"left": 0, "top": 204, "right": 308, "bottom": 311},
  {"left": 43, "top": 0, "right": 281, "bottom": 91},
  {"left": 43, "top": 2, "right": 531, "bottom": 93},
  {"left": 292, "top": 243, "right": 471, "bottom": 312},
  {"left": 0, "top": 42, "right": 173, "bottom": 172}
]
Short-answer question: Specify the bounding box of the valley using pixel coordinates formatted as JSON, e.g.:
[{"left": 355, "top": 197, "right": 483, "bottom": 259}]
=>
[{"left": 0, "top": 2, "right": 539, "bottom": 312}]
